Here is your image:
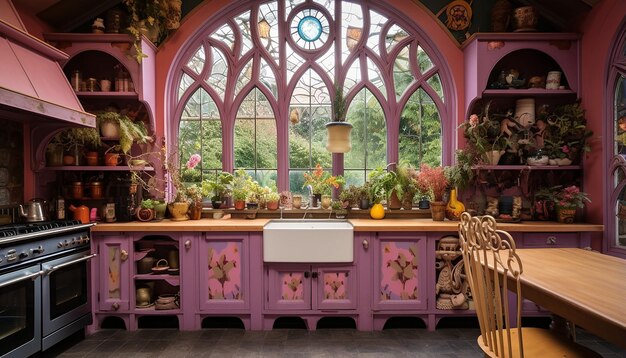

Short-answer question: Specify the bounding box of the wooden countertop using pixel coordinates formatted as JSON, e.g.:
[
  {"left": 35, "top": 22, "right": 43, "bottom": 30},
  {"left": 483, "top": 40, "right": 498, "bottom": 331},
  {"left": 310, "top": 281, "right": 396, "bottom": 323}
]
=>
[{"left": 91, "top": 218, "right": 604, "bottom": 232}]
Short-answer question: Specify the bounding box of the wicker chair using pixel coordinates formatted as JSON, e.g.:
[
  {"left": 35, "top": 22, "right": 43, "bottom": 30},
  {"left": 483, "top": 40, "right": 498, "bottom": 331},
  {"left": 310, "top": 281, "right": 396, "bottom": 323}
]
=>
[{"left": 458, "top": 212, "right": 601, "bottom": 357}]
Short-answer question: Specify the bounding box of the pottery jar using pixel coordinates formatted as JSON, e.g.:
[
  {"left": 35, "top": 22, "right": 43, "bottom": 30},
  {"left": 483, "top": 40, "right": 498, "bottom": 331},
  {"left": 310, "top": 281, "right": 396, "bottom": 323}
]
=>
[
  {"left": 137, "top": 256, "right": 155, "bottom": 274},
  {"left": 292, "top": 195, "right": 302, "bottom": 209},
  {"left": 71, "top": 182, "right": 83, "bottom": 199},
  {"left": 89, "top": 182, "right": 103, "bottom": 199}
]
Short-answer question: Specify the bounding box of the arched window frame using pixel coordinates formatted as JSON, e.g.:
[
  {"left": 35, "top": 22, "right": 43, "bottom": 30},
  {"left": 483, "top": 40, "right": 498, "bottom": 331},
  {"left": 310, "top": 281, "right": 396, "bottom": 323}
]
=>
[
  {"left": 606, "top": 18, "right": 626, "bottom": 257},
  {"left": 166, "top": 0, "right": 457, "bottom": 192}
]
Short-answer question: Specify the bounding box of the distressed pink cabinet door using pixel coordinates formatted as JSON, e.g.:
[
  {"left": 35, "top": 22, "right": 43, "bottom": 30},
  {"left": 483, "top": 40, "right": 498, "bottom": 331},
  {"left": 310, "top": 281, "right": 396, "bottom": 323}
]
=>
[
  {"left": 315, "top": 266, "right": 356, "bottom": 310},
  {"left": 373, "top": 233, "right": 427, "bottom": 310},
  {"left": 95, "top": 234, "right": 131, "bottom": 312},
  {"left": 198, "top": 233, "right": 249, "bottom": 310},
  {"left": 267, "top": 265, "right": 311, "bottom": 310}
]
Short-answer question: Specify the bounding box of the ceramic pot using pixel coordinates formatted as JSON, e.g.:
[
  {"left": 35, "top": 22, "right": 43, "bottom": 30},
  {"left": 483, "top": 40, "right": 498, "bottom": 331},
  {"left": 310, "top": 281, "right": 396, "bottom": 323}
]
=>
[
  {"left": 311, "top": 194, "right": 321, "bottom": 208},
  {"left": 100, "top": 122, "right": 120, "bottom": 138},
  {"left": 556, "top": 205, "right": 576, "bottom": 223},
  {"left": 483, "top": 150, "right": 504, "bottom": 165},
  {"left": 234, "top": 200, "right": 246, "bottom": 210},
  {"left": 137, "top": 256, "right": 155, "bottom": 274},
  {"left": 136, "top": 287, "right": 152, "bottom": 306},
  {"left": 168, "top": 202, "right": 189, "bottom": 221},
  {"left": 512, "top": 6, "right": 537, "bottom": 32},
  {"left": 359, "top": 198, "right": 370, "bottom": 210},
  {"left": 445, "top": 188, "right": 465, "bottom": 221},
  {"left": 292, "top": 195, "right": 302, "bottom": 209},
  {"left": 325, "top": 122, "right": 353, "bottom": 153},
  {"left": 154, "top": 201, "right": 167, "bottom": 220},
  {"left": 321, "top": 195, "right": 332, "bottom": 209},
  {"left": 418, "top": 198, "right": 430, "bottom": 210},
  {"left": 388, "top": 190, "right": 402, "bottom": 210},
  {"left": 515, "top": 98, "right": 535, "bottom": 128},
  {"left": 211, "top": 199, "right": 223, "bottom": 209},
  {"left": 266, "top": 200, "right": 279, "bottom": 210},
  {"left": 104, "top": 153, "right": 121, "bottom": 166},
  {"left": 136, "top": 207, "right": 154, "bottom": 221},
  {"left": 189, "top": 201, "right": 202, "bottom": 220},
  {"left": 430, "top": 201, "right": 446, "bottom": 221},
  {"left": 85, "top": 151, "right": 99, "bottom": 166},
  {"left": 401, "top": 192, "right": 414, "bottom": 210}
]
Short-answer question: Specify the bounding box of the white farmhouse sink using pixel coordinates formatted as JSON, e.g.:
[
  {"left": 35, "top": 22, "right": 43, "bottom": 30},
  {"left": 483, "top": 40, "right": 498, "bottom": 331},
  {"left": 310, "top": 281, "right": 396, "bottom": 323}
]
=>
[{"left": 263, "top": 220, "right": 354, "bottom": 263}]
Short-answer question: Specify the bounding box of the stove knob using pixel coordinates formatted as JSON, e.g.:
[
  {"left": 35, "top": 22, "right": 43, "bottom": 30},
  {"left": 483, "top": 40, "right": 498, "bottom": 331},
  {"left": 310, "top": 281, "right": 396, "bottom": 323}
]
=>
[
  {"left": 63, "top": 240, "right": 69, "bottom": 247},
  {"left": 58, "top": 242, "right": 63, "bottom": 248},
  {"left": 19, "top": 252, "right": 29, "bottom": 259},
  {"left": 31, "top": 246, "right": 45, "bottom": 255}
]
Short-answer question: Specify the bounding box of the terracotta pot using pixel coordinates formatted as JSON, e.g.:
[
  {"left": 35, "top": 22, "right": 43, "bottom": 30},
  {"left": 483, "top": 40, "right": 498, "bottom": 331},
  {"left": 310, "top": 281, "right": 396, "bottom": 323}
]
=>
[
  {"left": 234, "top": 200, "right": 246, "bottom": 210},
  {"left": 512, "top": 6, "right": 538, "bottom": 32},
  {"left": 388, "top": 190, "right": 402, "bottom": 210},
  {"left": 430, "top": 201, "right": 446, "bottom": 221},
  {"left": 556, "top": 205, "right": 576, "bottom": 223},
  {"left": 85, "top": 151, "right": 99, "bottom": 166},
  {"left": 292, "top": 195, "right": 302, "bottom": 209},
  {"left": 266, "top": 200, "right": 279, "bottom": 210},
  {"left": 104, "top": 152, "right": 121, "bottom": 166},
  {"left": 321, "top": 195, "right": 332, "bottom": 209},
  {"left": 136, "top": 207, "right": 154, "bottom": 221}
]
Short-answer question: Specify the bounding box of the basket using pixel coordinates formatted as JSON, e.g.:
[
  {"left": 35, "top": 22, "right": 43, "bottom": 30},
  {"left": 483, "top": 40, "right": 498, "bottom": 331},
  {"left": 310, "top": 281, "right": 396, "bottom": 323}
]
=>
[{"left": 151, "top": 259, "right": 169, "bottom": 274}]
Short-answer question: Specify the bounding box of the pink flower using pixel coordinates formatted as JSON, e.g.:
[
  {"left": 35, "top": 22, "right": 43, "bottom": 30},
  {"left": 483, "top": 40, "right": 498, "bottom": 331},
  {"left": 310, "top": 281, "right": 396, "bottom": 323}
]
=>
[
  {"left": 469, "top": 114, "right": 479, "bottom": 128},
  {"left": 186, "top": 154, "right": 201, "bottom": 169},
  {"left": 561, "top": 145, "right": 570, "bottom": 153}
]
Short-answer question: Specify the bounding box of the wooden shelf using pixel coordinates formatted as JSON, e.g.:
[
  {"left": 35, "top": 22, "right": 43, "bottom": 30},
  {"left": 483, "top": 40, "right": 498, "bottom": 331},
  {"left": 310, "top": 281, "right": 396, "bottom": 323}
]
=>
[
  {"left": 482, "top": 89, "right": 576, "bottom": 97},
  {"left": 76, "top": 91, "right": 138, "bottom": 98},
  {"left": 42, "top": 166, "right": 154, "bottom": 171},
  {"left": 473, "top": 165, "right": 582, "bottom": 170}
]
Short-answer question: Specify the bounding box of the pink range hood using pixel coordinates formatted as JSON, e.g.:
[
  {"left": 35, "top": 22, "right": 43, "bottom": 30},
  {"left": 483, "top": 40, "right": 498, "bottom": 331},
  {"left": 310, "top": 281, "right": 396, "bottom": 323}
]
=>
[{"left": 0, "top": 0, "right": 95, "bottom": 127}]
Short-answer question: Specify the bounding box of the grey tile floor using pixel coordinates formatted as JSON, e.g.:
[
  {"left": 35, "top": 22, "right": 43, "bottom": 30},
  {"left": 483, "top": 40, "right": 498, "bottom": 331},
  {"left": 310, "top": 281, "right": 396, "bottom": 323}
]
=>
[{"left": 43, "top": 327, "right": 626, "bottom": 358}]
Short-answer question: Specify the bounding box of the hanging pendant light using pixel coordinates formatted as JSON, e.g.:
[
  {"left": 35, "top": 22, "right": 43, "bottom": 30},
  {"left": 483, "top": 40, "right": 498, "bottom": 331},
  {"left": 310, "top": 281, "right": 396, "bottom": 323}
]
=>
[{"left": 258, "top": 18, "right": 271, "bottom": 39}]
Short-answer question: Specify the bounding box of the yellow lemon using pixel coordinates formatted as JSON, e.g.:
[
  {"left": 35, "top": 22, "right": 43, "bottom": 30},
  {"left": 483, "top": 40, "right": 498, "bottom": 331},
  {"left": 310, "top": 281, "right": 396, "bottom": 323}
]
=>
[{"left": 370, "top": 203, "right": 385, "bottom": 219}]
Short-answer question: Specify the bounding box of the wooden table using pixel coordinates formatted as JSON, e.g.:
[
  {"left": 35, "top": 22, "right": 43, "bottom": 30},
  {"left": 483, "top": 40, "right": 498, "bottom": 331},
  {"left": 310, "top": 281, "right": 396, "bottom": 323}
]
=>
[{"left": 485, "top": 248, "right": 626, "bottom": 349}]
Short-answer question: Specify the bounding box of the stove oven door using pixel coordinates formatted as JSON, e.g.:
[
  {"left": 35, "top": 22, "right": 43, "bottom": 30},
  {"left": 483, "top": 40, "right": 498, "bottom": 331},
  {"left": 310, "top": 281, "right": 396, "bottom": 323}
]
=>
[
  {"left": 0, "top": 263, "right": 42, "bottom": 358},
  {"left": 41, "top": 249, "right": 96, "bottom": 349}
]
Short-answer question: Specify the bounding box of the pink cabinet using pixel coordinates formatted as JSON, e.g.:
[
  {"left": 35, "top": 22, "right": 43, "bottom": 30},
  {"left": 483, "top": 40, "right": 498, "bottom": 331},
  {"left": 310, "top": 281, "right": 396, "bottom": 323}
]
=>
[
  {"left": 198, "top": 232, "right": 250, "bottom": 311},
  {"left": 373, "top": 233, "right": 428, "bottom": 311},
  {"left": 95, "top": 233, "right": 131, "bottom": 312},
  {"left": 266, "top": 264, "right": 356, "bottom": 311}
]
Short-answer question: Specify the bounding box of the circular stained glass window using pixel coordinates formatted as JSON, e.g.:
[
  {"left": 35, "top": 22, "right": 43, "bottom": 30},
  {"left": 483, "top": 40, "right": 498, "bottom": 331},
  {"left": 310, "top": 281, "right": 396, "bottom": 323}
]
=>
[
  {"left": 298, "top": 16, "right": 322, "bottom": 42},
  {"left": 290, "top": 8, "right": 329, "bottom": 50}
]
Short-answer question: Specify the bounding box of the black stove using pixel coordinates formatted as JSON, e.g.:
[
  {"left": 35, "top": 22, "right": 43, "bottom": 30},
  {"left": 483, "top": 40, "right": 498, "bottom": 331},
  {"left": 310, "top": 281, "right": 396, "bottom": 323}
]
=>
[{"left": 0, "top": 220, "right": 95, "bottom": 270}]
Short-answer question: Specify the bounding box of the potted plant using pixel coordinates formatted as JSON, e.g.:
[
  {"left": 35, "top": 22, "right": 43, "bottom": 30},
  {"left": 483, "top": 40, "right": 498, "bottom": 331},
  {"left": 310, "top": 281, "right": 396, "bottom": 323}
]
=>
[
  {"left": 325, "top": 83, "right": 353, "bottom": 153},
  {"left": 395, "top": 161, "right": 418, "bottom": 210},
  {"left": 136, "top": 198, "right": 155, "bottom": 221},
  {"left": 96, "top": 111, "right": 152, "bottom": 154},
  {"left": 232, "top": 169, "right": 250, "bottom": 210},
  {"left": 416, "top": 164, "right": 448, "bottom": 221},
  {"left": 185, "top": 184, "right": 203, "bottom": 220},
  {"left": 202, "top": 171, "right": 234, "bottom": 209},
  {"left": 539, "top": 185, "right": 590, "bottom": 223},
  {"left": 331, "top": 200, "right": 348, "bottom": 219},
  {"left": 50, "top": 127, "right": 101, "bottom": 166},
  {"left": 265, "top": 191, "right": 280, "bottom": 210},
  {"left": 339, "top": 185, "right": 360, "bottom": 209},
  {"left": 368, "top": 167, "right": 397, "bottom": 219}
]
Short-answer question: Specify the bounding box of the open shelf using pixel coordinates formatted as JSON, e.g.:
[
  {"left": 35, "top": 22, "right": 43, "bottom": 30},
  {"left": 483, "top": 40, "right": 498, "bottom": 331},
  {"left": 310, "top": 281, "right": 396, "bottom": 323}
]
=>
[
  {"left": 473, "top": 165, "right": 582, "bottom": 170},
  {"left": 482, "top": 89, "right": 576, "bottom": 97},
  {"left": 42, "top": 166, "right": 154, "bottom": 171},
  {"left": 76, "top": 91, "right": 138, "bottom": 99}
]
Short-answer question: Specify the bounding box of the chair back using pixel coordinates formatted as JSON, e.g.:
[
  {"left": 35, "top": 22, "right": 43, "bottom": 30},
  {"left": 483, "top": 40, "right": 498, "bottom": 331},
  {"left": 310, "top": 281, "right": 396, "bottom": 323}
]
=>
[{"left": 458, "top": 212, "right": 524, "bottom": 357}]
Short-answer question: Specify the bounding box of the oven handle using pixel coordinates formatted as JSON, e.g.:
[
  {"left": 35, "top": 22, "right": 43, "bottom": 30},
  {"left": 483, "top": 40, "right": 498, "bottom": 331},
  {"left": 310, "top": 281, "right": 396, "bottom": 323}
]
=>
[
  {"left": 43, "top": 253, "right": 98, "bottom": 276},
  {"left": 0, "top": 270, "right": 43, "bottom": 288}
]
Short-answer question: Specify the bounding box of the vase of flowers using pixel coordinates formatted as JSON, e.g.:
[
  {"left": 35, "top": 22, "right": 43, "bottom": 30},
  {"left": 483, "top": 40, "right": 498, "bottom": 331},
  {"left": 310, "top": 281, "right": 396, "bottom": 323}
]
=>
[{"left": 302, "top": 164, "right": 345, "bottom": 206}]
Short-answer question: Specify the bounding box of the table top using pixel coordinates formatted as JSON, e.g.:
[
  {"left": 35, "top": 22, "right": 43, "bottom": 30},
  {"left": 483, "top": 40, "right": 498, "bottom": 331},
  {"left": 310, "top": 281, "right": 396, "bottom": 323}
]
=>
[
  {"left": 490, "top": 248, "right": 626, "bottom": 349},
  {"left": 91, "top": 218, "right": 604, "bottom": 232}
]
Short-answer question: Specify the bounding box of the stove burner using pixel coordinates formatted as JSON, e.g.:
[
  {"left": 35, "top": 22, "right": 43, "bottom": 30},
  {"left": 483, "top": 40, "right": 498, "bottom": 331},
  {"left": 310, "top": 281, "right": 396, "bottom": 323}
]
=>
[{"left": 0, "top": 220, "right": 82, "bottom": 238}]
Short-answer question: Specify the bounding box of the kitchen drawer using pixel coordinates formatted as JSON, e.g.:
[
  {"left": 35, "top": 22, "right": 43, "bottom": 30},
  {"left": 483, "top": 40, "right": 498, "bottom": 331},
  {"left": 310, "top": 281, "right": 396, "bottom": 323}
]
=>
[{"left": 521, "top": 233, "right": 580, "bottom": 248}]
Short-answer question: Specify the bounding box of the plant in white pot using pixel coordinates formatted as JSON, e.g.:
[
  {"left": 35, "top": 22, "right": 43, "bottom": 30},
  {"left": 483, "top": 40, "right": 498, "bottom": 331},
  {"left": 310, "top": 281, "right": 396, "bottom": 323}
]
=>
[{"left": 326, "top": 83, "right": 353, "bottom": 153}]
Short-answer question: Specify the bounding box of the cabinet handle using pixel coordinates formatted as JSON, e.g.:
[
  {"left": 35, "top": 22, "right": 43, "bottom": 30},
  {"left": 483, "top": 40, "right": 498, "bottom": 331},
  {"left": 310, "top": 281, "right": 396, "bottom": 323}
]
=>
[
  {"left": 185, "top": 240, "right": 191, "bottom": 249},
  {"left": 112, "top": 302, "right": 120, "bottom": 310},
  {"left": 362, "top": 239, "right": 369, "bottom": 249},
  {"left": 311, "top": 272, "right": 318, "bottom": 279},
  {"left": 304, "top": 271, "right": 310, "bottom": 278},
  {"left": 546, "top": 236, "right": 557, "bottom": 245},
  {"left": 120, "top": 249, "right": 128, "bottom": 261}
]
